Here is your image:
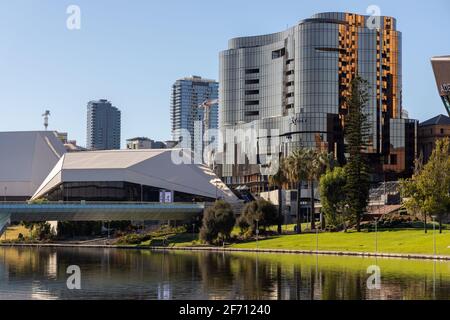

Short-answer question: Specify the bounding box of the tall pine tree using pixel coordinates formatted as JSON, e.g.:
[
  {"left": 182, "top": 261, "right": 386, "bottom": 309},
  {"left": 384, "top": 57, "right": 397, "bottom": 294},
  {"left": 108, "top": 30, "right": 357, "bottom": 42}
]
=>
[{"left": 344, "top": 76, "right": 371, "bottom": 232}]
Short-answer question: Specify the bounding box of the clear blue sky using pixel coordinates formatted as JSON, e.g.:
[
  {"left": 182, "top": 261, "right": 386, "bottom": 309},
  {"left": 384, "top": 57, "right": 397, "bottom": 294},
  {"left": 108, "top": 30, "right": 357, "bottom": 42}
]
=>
[{"left": 0, "top": 0, "right": 448, "bottom": 147}]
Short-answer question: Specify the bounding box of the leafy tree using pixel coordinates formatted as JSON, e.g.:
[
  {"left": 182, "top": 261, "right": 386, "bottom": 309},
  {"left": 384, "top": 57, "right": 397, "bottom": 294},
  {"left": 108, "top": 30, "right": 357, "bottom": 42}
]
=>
[
  {"left": 400, "top": 154, "right": 428, "bottom": 232},
  {"left": 199, "top": 200, "right": 236, "bottom": 244},
  {"left": 343, "top": 76, "right": 371, "bottom": 232},
  {"left": 31, "top": 222, "right": 55, "bottom": 241},
  {"left": 238, "top": 199, "right": 278, "bottom": 236},
  {"left": 319, "top": 167, "right": 348, "bottom": 229},
  {"left": 401, "top": 138, "right": 450, "bottom": 233}
]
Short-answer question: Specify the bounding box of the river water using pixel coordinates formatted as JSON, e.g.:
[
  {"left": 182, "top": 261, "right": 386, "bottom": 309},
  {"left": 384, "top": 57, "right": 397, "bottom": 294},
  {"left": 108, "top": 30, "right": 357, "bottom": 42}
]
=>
[{"left": 0, "top": 247, "right": 449, "bottom": 300}]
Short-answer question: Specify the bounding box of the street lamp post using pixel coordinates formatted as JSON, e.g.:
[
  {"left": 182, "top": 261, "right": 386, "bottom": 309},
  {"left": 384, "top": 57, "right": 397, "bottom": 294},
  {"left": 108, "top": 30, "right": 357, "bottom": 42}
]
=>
[
  {"left": 4, "top": 186, "right": 7, "bottom": 202},
  {"left": 256, "top": 219, "right": 259, "bottom": 249},
  {"left": 375, "top": 217, "right": 379, "bottom": 254},
  {"left": 432, "top": 215, "right": 437, "bottom": 258},
  {"left": 316, "top": 226, "right": 319, "bottom": 253}
]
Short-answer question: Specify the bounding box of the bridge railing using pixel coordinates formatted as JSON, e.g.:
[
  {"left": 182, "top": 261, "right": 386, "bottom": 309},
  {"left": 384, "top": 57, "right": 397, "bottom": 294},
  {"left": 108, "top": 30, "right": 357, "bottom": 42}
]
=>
[{"left": 0, "top": 201, "right": 206, "bottom": 206}]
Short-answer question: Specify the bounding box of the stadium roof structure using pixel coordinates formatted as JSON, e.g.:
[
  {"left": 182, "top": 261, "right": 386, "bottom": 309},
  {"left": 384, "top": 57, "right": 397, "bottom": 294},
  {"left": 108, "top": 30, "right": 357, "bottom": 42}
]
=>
[
  {"left": 32, "top": 149, "right": 239, "bottom": 203},
  {"left": 0, "top": 131, "right": 66, "bottom": 199}
]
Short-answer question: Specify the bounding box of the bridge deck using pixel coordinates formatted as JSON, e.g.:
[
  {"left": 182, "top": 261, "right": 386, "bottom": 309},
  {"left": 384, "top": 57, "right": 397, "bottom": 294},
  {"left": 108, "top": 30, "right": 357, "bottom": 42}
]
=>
[{"left": 0, "top": 202, "right": 205, "bottom": 223}]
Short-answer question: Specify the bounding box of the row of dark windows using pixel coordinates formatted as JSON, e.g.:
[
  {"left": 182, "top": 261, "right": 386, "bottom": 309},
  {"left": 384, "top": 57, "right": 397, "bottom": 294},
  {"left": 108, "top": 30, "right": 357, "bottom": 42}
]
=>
[
  {"left": 245, "top": 68, "right": 260, "bottom": 74},
  {"left": 272, "top": 48, "right": 286, "bottom": 59},
  {"left": 245, "top": 100, "right": 259, "bottom": 106},
  {"left": 245, "top": 111, "right": 260, "bottom": 117},
  {"left": 245, "top": 79, "right": 260, "bottom": 85},
  {"left": 43, "top": 181, "right": 215, "bottom": 203}
]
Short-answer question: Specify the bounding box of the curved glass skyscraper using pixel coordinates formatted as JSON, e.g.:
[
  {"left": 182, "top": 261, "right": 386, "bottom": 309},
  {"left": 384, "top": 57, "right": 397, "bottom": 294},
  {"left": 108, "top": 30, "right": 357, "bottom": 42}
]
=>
[{"left": 219, "top": 12, "right": 417, "bottom": 191}]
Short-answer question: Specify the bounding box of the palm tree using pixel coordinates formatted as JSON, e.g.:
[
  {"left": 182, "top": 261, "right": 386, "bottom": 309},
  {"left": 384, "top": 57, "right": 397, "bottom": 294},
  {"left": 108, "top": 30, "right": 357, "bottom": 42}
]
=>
[
  {"left": 269, "top": 159, "right": 288, "bottom": 235},
  {"left": 304, "top": 150, "right": 335, "bottom": 230},
  {"left": 284, "top": 149, "right": 309, "bottom": 234}
]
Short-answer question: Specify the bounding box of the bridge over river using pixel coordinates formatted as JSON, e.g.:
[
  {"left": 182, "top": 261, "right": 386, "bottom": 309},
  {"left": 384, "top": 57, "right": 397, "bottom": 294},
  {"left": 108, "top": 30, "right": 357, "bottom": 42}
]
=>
[{"left": 0, "top": 202, "right": 205, "bottom": 235}]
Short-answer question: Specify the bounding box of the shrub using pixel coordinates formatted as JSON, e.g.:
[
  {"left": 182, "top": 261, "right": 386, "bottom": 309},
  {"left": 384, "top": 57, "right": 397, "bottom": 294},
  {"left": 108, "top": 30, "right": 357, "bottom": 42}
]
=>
[
  {"left": 199, "top": 200, "right": 235, "bottom": 244},
  {"left": 239, "top": 199, "right": 278, "bottom": 236}
]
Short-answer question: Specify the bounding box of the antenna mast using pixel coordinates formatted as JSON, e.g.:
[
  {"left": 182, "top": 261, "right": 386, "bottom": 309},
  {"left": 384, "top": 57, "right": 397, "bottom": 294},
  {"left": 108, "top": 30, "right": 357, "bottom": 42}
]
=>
[{"left": 42, "top": 110, "right": 51, "bottom": 130}]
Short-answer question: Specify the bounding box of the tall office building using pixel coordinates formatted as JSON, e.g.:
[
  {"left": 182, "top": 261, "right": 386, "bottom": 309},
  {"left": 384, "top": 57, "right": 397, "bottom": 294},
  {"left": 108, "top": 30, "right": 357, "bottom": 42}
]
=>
[
  {"left": 170, "top": 76, "right": 219, "bottom": 163},
  {"left": 86, "top": 99, "right": 121, "bottom": 150},
  {"left": 431, "top": 56, "right": 450, "bottom": 116},
  {"left": 219, "top": 12, "right": 417, "bottom": 191}
]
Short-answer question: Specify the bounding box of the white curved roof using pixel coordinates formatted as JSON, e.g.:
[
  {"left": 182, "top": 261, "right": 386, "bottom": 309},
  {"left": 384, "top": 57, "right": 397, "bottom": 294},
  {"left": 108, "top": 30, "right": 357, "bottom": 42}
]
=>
[
  {"left": 0, "top": 131, "right": 66, "bottom": 198},
  {"left": 32, "top": 149, "right": 239, "bottom": 203}
]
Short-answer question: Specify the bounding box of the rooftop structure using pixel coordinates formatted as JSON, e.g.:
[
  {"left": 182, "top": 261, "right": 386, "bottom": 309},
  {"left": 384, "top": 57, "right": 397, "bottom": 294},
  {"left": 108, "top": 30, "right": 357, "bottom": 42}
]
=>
[
  {"left": 0, "top": 131, "right": 66, "bottom": 200},
  {"left": 431, "top": 56, "right": 450, "bottom": 116},
  {"left": 32, "top": 149, "right": 239, "bottom": 203}
]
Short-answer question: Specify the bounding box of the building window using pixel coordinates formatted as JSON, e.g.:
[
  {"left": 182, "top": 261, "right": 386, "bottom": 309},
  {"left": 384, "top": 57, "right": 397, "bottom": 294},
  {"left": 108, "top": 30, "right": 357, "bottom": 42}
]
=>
[
  {"left": 286, "top": 93, "right": 294, "bottom": 98},
  {"left": 272, "top": 48, "right": 285, "bottom": 59},
  {"left": 286, "top": 104, "right": 294, "bottom": 110},
  {"left": 245, "top": 79, "right": 260, "bottom": 85},
  {"left": 245, "top": 111, "right": 259, "bottom": 117},
  {"left": 441, "top": 128, "right": 444, "bottom": 135},
  {"left": 286, "top": 70, "right": 294, "bottom": 76},
  {"left": 245, "top": 90, "right": 259, "bottom": 95},
  {"left": 390, "top": 154, "right": 398, "bottom": 165},
  {"left": 245, "top": 68, "right": 260, "bottom": 74},
  {"left": 245, "top": 100, "right": 259, "bottom": 106},
  {"left": 286, "top": 81, "right": 294, "bottom": 87}
]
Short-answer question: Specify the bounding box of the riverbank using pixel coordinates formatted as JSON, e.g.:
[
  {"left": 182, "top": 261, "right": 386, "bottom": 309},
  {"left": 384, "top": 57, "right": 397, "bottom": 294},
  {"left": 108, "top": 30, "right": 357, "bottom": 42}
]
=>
[
  {"left": 2, "top": 240, "right": 450, "bottom": 261},
  {"left": 2, "top": 228, "right": 450, "bottom": 261},
  {"left": 2, "top": 244, "right": 449, "bottom": 300}
]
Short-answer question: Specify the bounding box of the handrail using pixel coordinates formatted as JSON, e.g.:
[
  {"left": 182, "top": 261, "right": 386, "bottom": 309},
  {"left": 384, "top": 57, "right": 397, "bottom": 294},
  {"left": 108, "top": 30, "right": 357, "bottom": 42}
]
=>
[{"left": 0, "top": 201, "right": 205, "bottom": 206}]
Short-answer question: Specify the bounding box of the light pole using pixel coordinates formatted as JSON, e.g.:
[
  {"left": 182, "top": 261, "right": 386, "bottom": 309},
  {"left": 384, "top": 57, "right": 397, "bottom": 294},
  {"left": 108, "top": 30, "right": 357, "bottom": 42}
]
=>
[
  {"left": 3, "top": 186, "right": 7, "bottom": 202},
  {"left": 375, "top": 217, "right": 379, "bottom": 254},
  {"left": 315, "top": 226, "right": 319, "bottom": 253},
  {"left": 192, "top": 223, "right": 196, "bottom": 242},
  {"left": 255, "top": 219, "right": 259, "bottom": 249},
  {"left": 432, "top": 215, "right": 437, "bottom": 258}
]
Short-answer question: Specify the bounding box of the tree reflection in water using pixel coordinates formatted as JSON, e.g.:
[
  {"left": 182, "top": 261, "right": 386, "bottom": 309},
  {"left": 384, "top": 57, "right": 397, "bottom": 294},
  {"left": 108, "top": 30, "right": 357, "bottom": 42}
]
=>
[{"left": 0, "top": 247, "right": 449, "bottom": 300}]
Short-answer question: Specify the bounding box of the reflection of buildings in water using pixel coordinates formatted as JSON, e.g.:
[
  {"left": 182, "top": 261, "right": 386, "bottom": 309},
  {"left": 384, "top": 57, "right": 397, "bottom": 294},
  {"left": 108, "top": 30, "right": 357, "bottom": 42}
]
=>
[
  {"left": 46, "top": 252, "right": 57, "bottom": 279},
  {"left": 0, "top": 252, "right": 8, "bottom": 282},
  {"left": 365, "top": 283, "right": 402, "bottom": 300},
  {"left": 157, "top": 283, "right": 172, "bottom": 300},
  {"left": 30, "top": 281, "right": 58, "bottom": 300},
  {"left": 2, "top": 248, "right": 450, "bottom": 300}
]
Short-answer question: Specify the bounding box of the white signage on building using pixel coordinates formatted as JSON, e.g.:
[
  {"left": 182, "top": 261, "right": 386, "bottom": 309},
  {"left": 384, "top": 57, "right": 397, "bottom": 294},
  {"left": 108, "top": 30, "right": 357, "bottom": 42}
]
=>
[
  {"left": 442, "top": 83, "right": 450, "bottom": 93},
  {"left": 159, "top": 191, "right": 173, "bottom": 203}
]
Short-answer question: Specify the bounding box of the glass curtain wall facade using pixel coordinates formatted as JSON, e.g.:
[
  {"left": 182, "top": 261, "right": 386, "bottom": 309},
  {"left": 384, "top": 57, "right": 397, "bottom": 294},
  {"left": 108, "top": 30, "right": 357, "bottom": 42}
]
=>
[
  {"left": 43, "top": 181, "right": 215, "bottom": 203},
  {"left": 86, "top": 99, "right": 121, "bottom": 150},
  {"left": 170, "top": 76, "right": 219, "bottom": 161},
  {"left": 431, "top": 56, "right": 450, "bottom": 116},
  {"left": 219, "top": 12, "right": 417, "bottom": 192}
]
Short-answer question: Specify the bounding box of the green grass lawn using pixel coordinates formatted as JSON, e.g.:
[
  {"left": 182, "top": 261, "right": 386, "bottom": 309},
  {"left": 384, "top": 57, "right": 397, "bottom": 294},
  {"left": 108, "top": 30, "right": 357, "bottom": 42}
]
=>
[
  {"left": 231, "top": 229, "right": 450, "bottom": 256},
  {"left": 2, "top": 225, "right": 31, "bottom": 241}
]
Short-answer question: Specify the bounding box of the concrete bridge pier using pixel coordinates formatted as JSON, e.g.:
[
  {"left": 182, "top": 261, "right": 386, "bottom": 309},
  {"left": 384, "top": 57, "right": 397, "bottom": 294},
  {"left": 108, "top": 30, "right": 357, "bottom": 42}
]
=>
[{"left": 0, "top": 213, "right": 11, "bottom": 237}]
